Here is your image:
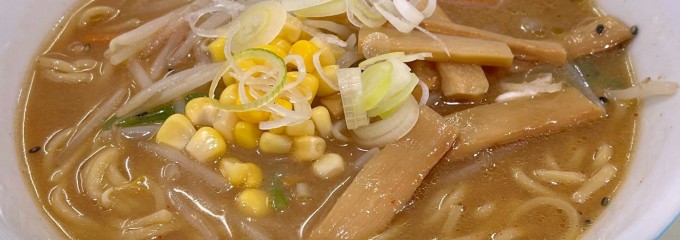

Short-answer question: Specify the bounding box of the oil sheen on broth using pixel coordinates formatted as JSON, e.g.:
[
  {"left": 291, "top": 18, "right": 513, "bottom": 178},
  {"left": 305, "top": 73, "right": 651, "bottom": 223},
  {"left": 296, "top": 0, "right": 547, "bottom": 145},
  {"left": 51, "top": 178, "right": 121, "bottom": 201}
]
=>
[{"left": 19, "top": 0, "right": 637, "bottom": 239}]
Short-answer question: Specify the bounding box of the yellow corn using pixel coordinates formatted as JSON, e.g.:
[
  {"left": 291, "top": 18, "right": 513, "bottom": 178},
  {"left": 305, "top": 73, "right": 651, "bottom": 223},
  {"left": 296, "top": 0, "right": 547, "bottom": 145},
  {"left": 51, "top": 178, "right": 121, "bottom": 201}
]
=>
[
  {"left": 289, "top": 40, "right": 319, "bottom": 72},
  {"left": 277, "top": 15, "right": 302, "bottom": 43},
  {"left": 185, "top": 127, "right": 227, "bottom": 163},
  {"left": 311, "top": 106, "right": 332, "bottom": 138},
  {"left": 228, "top": 86, "right": 270, "bottom": 124},
  {"left": 298, "top": 28, "right": 313, "bottom": 41},
  {"left": 185, "top": 97, "right": 219, "bottom": 126},
  {"left": 223, "top": 60, "right": 258, "bottom": 86},
  {"left": 309, "top": 37, "right": 337, "bottom": 66},
  {"left": 268, "top": 127, "right": 285, "bottom": 135},
  {"left": 287, "top": 71, "right": 319, "bottom": 103},
  {"left": 234, "top": 121, "right": 263, "bottom": 150},
  {"left": 236, "top": 111, "right": 270, "bottom": 124},
  {"left": 268, "top": 99, "right": 294, "bottom": 135},
  {"left": 208, "top": 38, "right": 226, "bottom": 62},
  {"left": 219, "top": 84, "right": 239, "bottom": 105},
  {"left": 285, "top": 120, "right": 315, "bottom": 137},
  {"left": 275, "top": 98, "right": 293, "bottom": 110},
  {"left": 329, "top": 44, "right": 346, "bottom": 59},
  {"left": 292, "top": 136, "right": 326, "bottom": 162},
  {"left": 156, "top": 114, "right": 196, "bottom": 150},
  {"left": 314, "top": 65, "right": 339, "bottom": 97},
  {"left": 259, "top": 132, "right": 292, "bottom": 154},
  {"left": 257, "top": 45, "right": 287, "bottom": 59},
  {"left": 236, "top": 189, "right": 271, "bottom": 217},
  {"left": 312, "top": 153, "right": 345, "bottom": 179},
  {"left": 212, "top": 111, "right": 239, "bottom": 143},
  {"left": 269, "top": 38, "right": 292, "bottom": 53},
  {"left": 219, "top": 157, "right": 263, "bottom": 188}
]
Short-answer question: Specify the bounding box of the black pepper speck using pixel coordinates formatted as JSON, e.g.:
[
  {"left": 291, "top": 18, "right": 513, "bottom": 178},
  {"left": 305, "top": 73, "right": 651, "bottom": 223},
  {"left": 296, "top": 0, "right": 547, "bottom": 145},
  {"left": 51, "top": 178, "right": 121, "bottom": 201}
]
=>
[
  {"left": 29, "top": 146, "right": 41, "bottom": 153},
  {"left": 631, "top": 25, "right": 639, "bottom": 35},
  {"left": 601, "top": 197, "right": 610, "bottom": 206},
  {"left": 599, "top": 96, "right": 609, "bottom": 104},
  {"left": 596, "top": 24, "right": 605, "bottom": 34}
]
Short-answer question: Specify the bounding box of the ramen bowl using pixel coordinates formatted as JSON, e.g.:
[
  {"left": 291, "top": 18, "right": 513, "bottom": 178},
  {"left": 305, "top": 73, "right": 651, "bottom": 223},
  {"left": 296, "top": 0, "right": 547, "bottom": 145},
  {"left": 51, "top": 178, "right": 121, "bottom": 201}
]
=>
[{"left": 0, "top": 0, "right": 678, "bottom": 239}]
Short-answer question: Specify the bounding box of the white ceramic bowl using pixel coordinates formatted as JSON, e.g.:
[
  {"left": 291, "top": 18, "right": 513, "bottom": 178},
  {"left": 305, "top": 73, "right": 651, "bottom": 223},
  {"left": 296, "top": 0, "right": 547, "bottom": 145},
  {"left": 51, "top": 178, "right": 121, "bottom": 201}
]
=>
[{"left": 1, "top": 0, "right": 679, "bottom": 239}]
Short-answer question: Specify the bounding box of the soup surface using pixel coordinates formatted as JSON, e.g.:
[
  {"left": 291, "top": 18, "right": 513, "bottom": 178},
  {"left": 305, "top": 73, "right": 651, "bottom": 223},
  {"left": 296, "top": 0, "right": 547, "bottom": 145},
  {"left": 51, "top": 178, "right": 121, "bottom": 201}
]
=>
[{"left": 19, "top": 0, "right": 639, "bottom": 239}]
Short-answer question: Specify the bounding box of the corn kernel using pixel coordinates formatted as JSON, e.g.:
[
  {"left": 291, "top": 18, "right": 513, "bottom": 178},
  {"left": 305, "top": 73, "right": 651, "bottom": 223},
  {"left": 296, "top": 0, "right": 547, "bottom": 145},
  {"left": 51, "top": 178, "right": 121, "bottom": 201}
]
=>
[
  {"left": 222, "top": 60, "right": 258, "bottom": 86},
  {"left": 267, "top": 99, "right": 293, "bottom": 134},
  {"left": 257, "top": 45, "right": 287, "bottom": 59},
  {"left": 156, "top": 114, "right": 196, "bottom": 150},
  {"left": 299, "top": 29, "right": 313, "bottom": 41},
  {"left": 185, "top": 97, "right": 219, "bottom": 126},
  {"left": 236, "top": 189, "right": 271, "bottom": 217},
  {"left": 285, "top": 120, "right": 315, "bottom": 137},
  {"left": 314, "top": 65, "right": 339, "bottom": 97},
  {"left": 277, "top": 15, "right": 302, "bottom": 43},
  {"left": 311, "top": 107, "right": 332, "bottom": 138},
  {"left": 269, "top": 38, "right": 292, "bottom": 53},
  {"left": 269, "top": 127, "right": 285, "bottom": 135},
  {"left": 213, "top": 111, "right": 239, "bottom": 143},
  {"left": 236, "top": 108, "right": 271, "bottom": 124},
  {"left": 208, "top": 38, "right": 226, "bottom": 62},
  {"left": 292, "top": 136, "right": 326, "bottom": 162},
  {"left": 231, "top": 87, "right": 271, "bottom": 124},
  {"left": 219, "top": 157, "right": 263, "bottom": 188},
  {"left": 329, "top": 44, "right": 345, "bottom": 59},
  {"left": 289, "top": 40, "right": 319, "bottom": 73},
  {"left": 259, "top": 132, "right": 292, "bottom": 154},
  {"left": 219, "top": 84, "right": 239, "bottom": 105},
  {"left": 312, "top": 153, "right": 345, "bottom": 179},
  {"left": 309, "top": 37, "right": 337, "bottom": 66},
  {"left": 185, "top": 127, "right": 227, "bottom": 163},
  {"left": 275, "top": 98, "right": 293, "bottom": 110},
  {"left": 237, "top": 60, "right": 258, "bottom": 71},
  {"left": 287, "top": 71, "right": 319, "bottom": 103},
  {"left": 234, "top": 121, "right": 263, "bottom": 150}
]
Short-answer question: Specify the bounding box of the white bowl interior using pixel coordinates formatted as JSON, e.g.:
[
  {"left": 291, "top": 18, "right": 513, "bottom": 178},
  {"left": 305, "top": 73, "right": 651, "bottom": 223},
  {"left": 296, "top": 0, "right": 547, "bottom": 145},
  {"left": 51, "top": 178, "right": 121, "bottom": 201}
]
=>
[
  {"left": 0, "top": 0, "right": 678, "bottom": 239},
  {"left": 585, "top": 0, "right": 680, "bottom": 239}
]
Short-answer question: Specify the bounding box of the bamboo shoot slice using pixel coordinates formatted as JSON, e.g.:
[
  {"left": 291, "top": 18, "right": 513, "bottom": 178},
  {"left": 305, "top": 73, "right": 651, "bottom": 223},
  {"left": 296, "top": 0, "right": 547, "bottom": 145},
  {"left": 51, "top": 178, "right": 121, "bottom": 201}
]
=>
[
  {"left": 563, "top": 16, "right": 634, "bottom": 59},
  {"left": 319, "top": 93, "right": 344, "bottom": 120},
  {"left": 438, "top": 63, "right": 489, "bottom": 100},
  {"left": 358, "top": 27, "right": 514, "bottom": 67},
  {"left": 309, "top": 107, "right": 458, "bottom": 240},
  {"left": 429, "top": 5, "right": 489, "bottom": 101},
  {"left": 444, "top": 88, "right": 605, "bottom": 160},
  {"left": 422, "top": 18, "right": 568, "bottom": 65}
]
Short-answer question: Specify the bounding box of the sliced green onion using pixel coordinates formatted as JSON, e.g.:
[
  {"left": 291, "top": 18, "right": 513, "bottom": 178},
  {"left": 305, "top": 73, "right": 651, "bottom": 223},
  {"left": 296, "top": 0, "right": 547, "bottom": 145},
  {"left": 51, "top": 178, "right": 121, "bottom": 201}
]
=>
[
  {"left": 353, "top": 96, "right": 420, "bottom": 148},
  {"left": 271, "top": 178, "right": 288, "bottom": 211},
  {"left": 209, "top": 48, "right": 287, "bottom": 112},
  {"left": 280, "top": 0, "right": 333, "bottom": 11},
  {"left": 358, "top": 52, "right": 405, "bottom": 69},
  {"left": 374, "top": 1, "right": 417, "bottom": 32},
  {"left": 185, "top": 93, "right": 209, "bottom": 102},
  {"left": 293, "top": 0, "right": 346, "bottom": 17},
  {"left": 367, "top": 73, "right": 419, "bottom": 117},
  {"left": 382, "top": 59, "right": 413, "bottom": 99},
  {"left": 105, "top": 104, "right": 174, "bottom": 130},
  {"left": 378, "top": 95, "right": 408, "bottom": 119},
  {"left": 360, "top": 61, "right": 393, "bottom": 110},
  {"left": 312, "top": 52, "right": 339, "bottom": 91},
  {"left": 338, "top": 67, "right": 369, "bottom": 130},
  {"left": 231, "top": 1, "right": 287, "bottom": 52},
  {"left": 358, "top": 52, "right": 432, "bottom": 69},
  {"left": 393, "top": 0, "right": 425, "bottom": 26},
  {"left": 347, "top": 0, "right": 387, "bottom": 28}
]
